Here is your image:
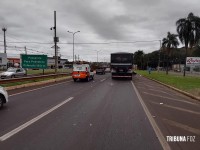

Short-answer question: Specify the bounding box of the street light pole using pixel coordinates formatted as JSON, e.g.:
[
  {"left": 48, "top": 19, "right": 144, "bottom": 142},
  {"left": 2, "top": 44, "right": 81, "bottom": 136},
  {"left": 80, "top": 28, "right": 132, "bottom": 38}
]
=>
[
  {"left": 67, "top": 30, "right": 80, "bottom": 63},
  {"left": 96, "top": 50, "right": 101, "bottom": 63}
]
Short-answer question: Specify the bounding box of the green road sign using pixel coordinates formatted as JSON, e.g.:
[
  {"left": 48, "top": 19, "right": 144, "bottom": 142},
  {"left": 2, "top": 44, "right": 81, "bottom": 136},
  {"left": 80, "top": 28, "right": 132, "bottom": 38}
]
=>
[{"left": 21, "top": 54, "right": 47, "bottom": 69}]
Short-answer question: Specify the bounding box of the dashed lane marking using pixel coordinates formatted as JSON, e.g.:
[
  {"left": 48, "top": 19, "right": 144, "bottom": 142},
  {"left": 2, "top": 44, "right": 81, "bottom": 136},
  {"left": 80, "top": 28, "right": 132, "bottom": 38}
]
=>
[
  {"left": 9, "top": 80, "right": 73, "bottom": 97},
  {"left": 100, "top": 79, "right": 106, "bottom": 82},
  {"left": 0, "top": 97, "right": 74, "bottom": 141}
]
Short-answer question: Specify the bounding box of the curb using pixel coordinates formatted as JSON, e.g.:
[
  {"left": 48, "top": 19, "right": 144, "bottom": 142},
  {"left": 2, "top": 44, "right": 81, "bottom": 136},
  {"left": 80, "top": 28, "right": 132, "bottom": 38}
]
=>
[
  {"left": 139, "top": 75, "right": 200, "bottom": 101},
  {"left": 5, "top": 76, "right": 72, "bottom": 91}
]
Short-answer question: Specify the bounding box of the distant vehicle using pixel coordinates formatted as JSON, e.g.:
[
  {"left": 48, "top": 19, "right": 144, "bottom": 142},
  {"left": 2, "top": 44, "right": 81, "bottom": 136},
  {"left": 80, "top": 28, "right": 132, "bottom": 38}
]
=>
[
  {"left": 96, "top": 67, "right": 105, "bottom": 75},
  {"left": 111, "top": 52, "right": 133, "bottom": 80},
  {"left": 72, "top": 63, "right": 94, "bottom": 82},
  {"left": 105, "top": 67, "right": 111, "bottom": 73},
  {"left": 0, "top": 68, "right": 26, "bottom": 79},
  {"left": 0, "top": 86, "right": 8, "bottom": 108}
]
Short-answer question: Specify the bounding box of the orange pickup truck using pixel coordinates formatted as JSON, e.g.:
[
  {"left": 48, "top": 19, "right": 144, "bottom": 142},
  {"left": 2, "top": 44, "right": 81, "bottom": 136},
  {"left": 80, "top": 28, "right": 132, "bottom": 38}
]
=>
[{"left": 72, "top": 64, "right": 94, "bottom": 82}]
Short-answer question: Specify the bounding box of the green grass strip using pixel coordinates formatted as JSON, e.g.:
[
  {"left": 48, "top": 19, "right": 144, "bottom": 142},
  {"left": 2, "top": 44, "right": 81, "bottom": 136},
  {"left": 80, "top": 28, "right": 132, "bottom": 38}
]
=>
[{"left": 135, "top": 70, "right": 200, "bottom": 97}]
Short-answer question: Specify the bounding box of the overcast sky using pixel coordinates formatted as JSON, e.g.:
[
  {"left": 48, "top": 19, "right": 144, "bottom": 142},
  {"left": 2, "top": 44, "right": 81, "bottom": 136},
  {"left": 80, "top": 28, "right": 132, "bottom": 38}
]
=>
[{"left": 0, "top": 0, "right": 200, "bottom": 62}]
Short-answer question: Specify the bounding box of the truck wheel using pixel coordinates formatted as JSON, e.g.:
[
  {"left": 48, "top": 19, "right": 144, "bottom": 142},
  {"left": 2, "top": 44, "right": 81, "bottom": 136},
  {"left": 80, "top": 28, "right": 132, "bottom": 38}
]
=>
[{"left": 73, "top": 78, "right": 77, "bottom": 82}]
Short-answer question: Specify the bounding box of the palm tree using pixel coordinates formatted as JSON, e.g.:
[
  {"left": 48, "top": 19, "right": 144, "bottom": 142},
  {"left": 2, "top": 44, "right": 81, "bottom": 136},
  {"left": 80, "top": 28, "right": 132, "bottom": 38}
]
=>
[
  {"left": 176, "top": 12, "right": 200, "bottom": 76},
  {"left": 162, "top": 32, "right": 179, "bottom": 75}
]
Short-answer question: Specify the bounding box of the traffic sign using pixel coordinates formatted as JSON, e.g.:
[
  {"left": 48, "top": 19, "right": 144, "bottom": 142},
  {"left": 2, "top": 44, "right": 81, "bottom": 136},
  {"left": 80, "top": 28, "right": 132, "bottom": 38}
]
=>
[{"left": 21, "top": 54, "right": 47, "bottom": 69}]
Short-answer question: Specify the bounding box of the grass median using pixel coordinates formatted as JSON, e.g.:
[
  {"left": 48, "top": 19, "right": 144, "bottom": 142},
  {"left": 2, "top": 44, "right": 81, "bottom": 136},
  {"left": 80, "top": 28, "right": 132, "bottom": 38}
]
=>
[
  {"left": 135, "top": 70, "right": 200, "bottom": 97},
  {"left": 1, "top": 76, "right": 70, "bottom": 88}
]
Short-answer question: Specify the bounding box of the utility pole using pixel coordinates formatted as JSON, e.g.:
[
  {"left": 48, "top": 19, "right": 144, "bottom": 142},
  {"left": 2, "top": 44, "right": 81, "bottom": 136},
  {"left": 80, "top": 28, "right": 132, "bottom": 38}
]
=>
[
  {"left": 24, "top": 46, "right": 27, "bottom": 75},
  {"left": 50, "top": 11, "right": 59, "bottom": 74},
  {"left": 54, "top": 11, "right": 58, "bottom": 74},
  {"left": 2, "top": 28, "right": 7, "bottom": 53}
]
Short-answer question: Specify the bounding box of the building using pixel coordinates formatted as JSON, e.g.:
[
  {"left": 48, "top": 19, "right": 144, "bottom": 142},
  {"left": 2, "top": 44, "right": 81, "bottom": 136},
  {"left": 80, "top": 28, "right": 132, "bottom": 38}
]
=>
[
  {"left": 7, "top": 58, "right": 20, "bottom": 68},
  {"left": 47, "top": 57, "right": 68, "bottom": 69},
  {"left": 0, "top": 53, "right": 8, "bottom": 69}
]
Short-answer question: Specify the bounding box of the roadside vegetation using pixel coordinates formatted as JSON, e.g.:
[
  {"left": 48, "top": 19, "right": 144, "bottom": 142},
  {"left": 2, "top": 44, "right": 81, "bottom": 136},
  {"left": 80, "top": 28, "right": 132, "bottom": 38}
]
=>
[
  {"left": 2, "top": 76, "right": 70, "bottom": 87},
  {"left": 133, "top": 12, "right": 200, "bottom": 77},
  {"left": 135, "top": 70, "right": 200, "bottom": 97},
  {"left": 0, "top": 68, "right": 72, "bottom": 87},
  {"left": 27, "top": 68, "right": 72, "bottom": 75}
]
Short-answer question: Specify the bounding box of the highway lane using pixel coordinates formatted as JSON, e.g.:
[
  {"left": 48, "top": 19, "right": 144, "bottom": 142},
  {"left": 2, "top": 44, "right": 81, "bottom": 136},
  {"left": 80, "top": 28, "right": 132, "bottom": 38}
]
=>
[
  {"left": 0, "top": 74, "right": 163, "bottom": 150},
  {"left": 133, "top": 74, "right": 200, "bottom": 150}
]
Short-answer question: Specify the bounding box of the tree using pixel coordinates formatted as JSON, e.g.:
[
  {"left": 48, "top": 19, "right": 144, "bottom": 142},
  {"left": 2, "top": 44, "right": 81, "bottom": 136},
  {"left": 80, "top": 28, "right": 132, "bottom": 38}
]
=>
[
  {"left": 133, "top": 50, "right": 144, "bottom": 70},
  {"left": 176, "top": 12, "right": 200, "bottom": 76},
  {"left": 162, "top": 32, "right": 179, "bottom": 74}
]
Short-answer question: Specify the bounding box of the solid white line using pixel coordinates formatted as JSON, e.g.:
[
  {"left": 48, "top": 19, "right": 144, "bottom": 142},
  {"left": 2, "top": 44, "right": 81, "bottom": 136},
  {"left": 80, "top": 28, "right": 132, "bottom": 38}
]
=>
[
  {"left": 131, "top": 81, "right": 171, "bottom": 150},
  {"left": 9, "top": 80, "right": 73, "bottom": 97},
  {"left": 0, "top": 97, "right": 74, "bottom": 142}
]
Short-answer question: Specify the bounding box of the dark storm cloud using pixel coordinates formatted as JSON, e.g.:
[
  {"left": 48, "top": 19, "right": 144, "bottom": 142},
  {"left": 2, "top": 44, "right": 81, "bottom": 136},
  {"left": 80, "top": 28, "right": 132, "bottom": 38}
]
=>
[{"left": 55, "top": 0, "right": 128, "bottom": 40}]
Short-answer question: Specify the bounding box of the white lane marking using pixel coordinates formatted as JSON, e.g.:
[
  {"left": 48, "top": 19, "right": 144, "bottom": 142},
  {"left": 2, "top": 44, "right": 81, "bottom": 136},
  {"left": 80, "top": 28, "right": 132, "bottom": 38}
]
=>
[
  {"left": 0, "top": 97, "right": 74, "bottom": 141},
  {"left": 100, "top": 79, "right": 106, "bottom": 82},
  {"left": 9, "top": 80, "right": 73, "bottom": 97},
  {"left": 150, "top": 101, "right": 200, "bottom": 115},
  {"left": 131, "top": 81, "right": 171, "bottom": 150},
  {"left": 163, "top": 118, "right": 200, "bottom": 135},
  {"left": 143, "top": 92, "right": 198, "bottom": 106}
]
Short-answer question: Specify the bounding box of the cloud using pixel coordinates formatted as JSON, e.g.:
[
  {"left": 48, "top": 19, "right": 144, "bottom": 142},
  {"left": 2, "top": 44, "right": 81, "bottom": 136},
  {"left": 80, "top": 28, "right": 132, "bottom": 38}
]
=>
[{"left": 0, "top": 0, "right": 200, "bottom": 61}]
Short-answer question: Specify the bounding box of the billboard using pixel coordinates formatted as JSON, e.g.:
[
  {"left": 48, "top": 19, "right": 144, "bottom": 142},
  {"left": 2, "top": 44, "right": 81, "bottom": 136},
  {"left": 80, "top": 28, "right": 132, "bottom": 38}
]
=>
[
  {"left": 0, "top": 53, "right": 8, "bottom": 66},
  {"left": 186, "top": 57, "right": 200, "bottom": 66},
  {"left": 21, "top": 54, "right": 47, "bottom": 69}
]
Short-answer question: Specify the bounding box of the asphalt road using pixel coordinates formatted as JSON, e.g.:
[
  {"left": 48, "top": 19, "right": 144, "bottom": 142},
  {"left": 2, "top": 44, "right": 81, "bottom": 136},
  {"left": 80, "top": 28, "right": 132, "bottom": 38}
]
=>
[
  {"left": 0, "top": 73, "right": 199, "bottom": 150},
  {"left": 133, "top": 74, "right": 200, "bottom": 150}
]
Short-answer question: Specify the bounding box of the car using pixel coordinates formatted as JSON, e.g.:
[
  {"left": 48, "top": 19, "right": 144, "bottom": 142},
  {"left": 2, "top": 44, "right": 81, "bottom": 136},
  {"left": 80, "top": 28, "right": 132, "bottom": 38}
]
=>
[
  {"left": 96, "top": 67, "right": 105, "bottom": 75},
  {"left": 0, "top": 86, "right": 8, "bottom": 108},
  {"left": 105, "top": 67, "right": 111, "bottom": 73},
  {"left": 72, "top": 63, "right": 94, "bottom": 82},
  {"left": 0, "top": 68, "right": 26, "bottom": 79}
]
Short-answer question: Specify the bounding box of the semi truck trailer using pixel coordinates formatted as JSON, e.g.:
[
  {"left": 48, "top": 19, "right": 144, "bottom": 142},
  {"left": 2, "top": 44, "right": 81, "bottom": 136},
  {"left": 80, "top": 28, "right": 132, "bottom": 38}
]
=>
[{"left": 111, "top": 52, "right": 133, "bottom": 80}]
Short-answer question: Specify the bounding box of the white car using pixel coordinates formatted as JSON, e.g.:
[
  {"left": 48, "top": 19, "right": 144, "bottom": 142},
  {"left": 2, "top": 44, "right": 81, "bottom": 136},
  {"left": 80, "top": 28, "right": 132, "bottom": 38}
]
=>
[
  {"left": 0, "top": 86, "right": 8, "bottom": 108},
  {"left": 0, "top": 68, "right": 26, "bottom": 79}
]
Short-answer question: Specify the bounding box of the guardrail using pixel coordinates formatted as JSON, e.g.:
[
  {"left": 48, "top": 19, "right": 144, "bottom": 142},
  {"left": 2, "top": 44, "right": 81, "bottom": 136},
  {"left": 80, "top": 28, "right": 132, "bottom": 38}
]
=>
[{"left": 0, "top": 73, "right": 71, "bottom": 84}]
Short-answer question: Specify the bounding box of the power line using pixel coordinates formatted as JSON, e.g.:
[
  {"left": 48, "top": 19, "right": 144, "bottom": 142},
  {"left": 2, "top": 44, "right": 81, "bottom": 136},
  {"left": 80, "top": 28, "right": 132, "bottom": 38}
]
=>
[{"left": 0, "top": 40, "right": 161, "bottom": 45}]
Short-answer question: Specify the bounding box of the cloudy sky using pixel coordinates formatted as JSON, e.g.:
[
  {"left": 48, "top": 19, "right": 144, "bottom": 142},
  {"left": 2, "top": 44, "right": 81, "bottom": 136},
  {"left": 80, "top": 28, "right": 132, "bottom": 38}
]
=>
[{"left": 0, "top": 0, "right": 199, "bottom": 62}]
